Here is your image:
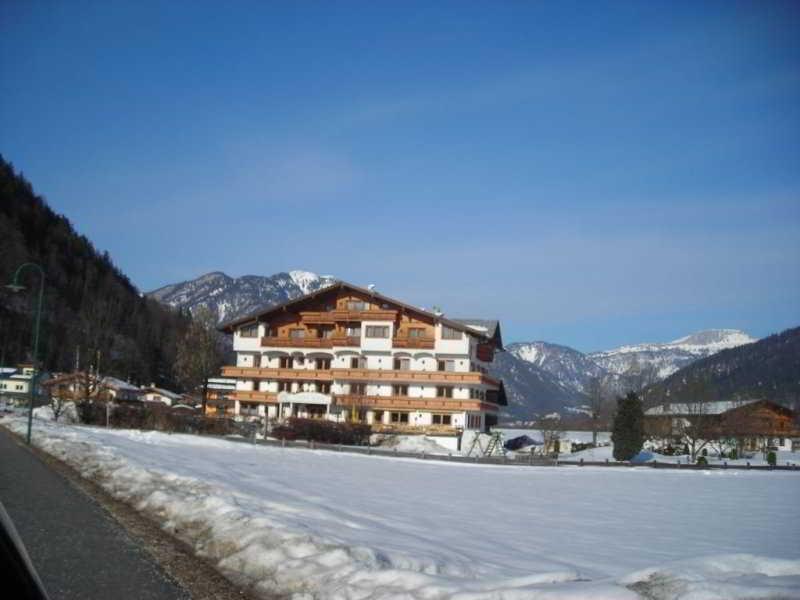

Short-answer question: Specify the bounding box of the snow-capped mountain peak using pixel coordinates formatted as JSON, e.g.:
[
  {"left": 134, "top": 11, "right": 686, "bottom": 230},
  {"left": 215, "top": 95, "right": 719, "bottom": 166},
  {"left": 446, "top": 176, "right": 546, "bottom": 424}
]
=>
[
  {"left": 668, "top": 329, "right": 757, "bottom": 352},
  {"left": 147, "top": 269, "right": 336, "bottom": 323},
  {"left": 288, "top": 270, "right": 337, "bottom": 295},
  {"left": 503, "top": 329, "right": 758, "bottom": 406}
]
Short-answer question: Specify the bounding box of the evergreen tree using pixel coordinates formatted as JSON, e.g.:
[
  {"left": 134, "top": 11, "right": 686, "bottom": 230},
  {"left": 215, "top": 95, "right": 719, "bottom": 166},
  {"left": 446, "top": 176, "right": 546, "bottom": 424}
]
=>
[
  {"left": 0, "top": 155, "right": 191, "bottom": 388},
  {"left": 611, "top": 391, "right": 644, "bottom": 461}
]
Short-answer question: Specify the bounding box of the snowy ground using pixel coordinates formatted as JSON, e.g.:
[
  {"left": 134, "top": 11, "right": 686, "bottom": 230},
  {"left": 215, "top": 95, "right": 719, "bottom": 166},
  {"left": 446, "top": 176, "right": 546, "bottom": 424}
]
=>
[{"left": 3, "top": 415, "right": 800, "bottom": 600}]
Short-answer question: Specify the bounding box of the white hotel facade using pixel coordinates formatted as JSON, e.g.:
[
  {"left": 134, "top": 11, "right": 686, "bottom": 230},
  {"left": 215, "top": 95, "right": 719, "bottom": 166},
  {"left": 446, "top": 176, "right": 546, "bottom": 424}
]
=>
[{"left": 214, "top": 282, "right": 506, "bottom": 439}]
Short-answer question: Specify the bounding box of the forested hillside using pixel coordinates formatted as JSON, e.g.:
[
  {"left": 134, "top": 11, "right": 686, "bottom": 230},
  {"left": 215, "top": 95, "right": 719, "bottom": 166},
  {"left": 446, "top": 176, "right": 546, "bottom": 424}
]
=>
[
  {"left": 0, "top": 156, "right": 190, "bottom": 388},
  {"left": 643, "top": 326, "right": 800, "bottom": 409}
]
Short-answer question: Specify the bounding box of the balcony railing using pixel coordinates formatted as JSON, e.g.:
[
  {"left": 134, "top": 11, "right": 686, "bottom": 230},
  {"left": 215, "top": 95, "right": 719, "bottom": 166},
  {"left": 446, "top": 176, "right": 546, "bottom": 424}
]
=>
[
  {"left": 221, "top": 366, "right": 499, "bottom": 388},
  {"left": 329, "top": 335, "right": 361, "bottom": 347},
  {"left": 392, "top": 336, "right": 435, "bottom": 349},
  {"left": 334, "top": 394, "right": 497, "bottom": 412},
  {"left": 229, "top": 390, "right": 277, "bottom": 402},
  {"left": 330, "top": 309, "right": 397, "bottom": 321},
  {"left": 261, "top": 336, "right": 334, "bottom": 348},
  {"left": 221, "top": 366, "right": 334, "bottom": 381},
  {"left": 330, "top": 368, "right": 499, "bottom": 386}
]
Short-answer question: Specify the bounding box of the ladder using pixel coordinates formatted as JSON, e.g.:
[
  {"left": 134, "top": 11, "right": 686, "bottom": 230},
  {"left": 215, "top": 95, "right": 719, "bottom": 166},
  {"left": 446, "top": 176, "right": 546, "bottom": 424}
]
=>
[
  {"left": 465, "top": 431, "right": 505, "bottom": 457},
  {"left": 484, "top": 431, "right": 505, "bottom": 456}
]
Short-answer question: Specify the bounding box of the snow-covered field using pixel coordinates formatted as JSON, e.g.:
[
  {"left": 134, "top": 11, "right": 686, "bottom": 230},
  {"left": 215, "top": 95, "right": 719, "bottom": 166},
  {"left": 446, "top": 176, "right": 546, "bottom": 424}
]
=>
[{"left": 4, "top": 415, "right": 800, "bottom": 599}]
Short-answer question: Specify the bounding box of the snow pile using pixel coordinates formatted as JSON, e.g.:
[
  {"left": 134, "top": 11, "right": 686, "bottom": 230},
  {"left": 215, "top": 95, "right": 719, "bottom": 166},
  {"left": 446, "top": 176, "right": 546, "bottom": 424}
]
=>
[
  {"left": 32, "top": 401, "right": 78, "bottom": 423},
  {"left": 2, "top": 416, "right": 799, "bottom": 600},
  {"left": 374, "top": 435, "right": 453, "bottom": 455},
  {"left": 620, "top": 554, "right": 800, "bottom": 599}
]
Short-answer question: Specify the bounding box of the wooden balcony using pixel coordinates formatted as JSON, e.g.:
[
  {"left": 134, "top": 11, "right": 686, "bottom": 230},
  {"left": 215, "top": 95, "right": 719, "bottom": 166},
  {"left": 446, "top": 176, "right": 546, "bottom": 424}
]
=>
[
  {"left": 261, "top": 336, "right": 334, "bottom": 348},
  {"left": 330, "top": 368, "right": 499, "bottom": 387},
  {"left": 229, "top": 390, "right": 278, "bottom": 403},
  {"left": 221, "top": 365, "right": 500, "bottom": 388},
  {"left": 330, "top": 335, "right": 361, "bottom": 347},
  {"left": 221, "top": 366, "right": 333, "bottom": 381},
  {"left": 392, "top": 336, "right": 435, "bottom": 349},
  {"left": 334, "top": 394, "right": 496, "bottom": 412},
  {"left": 298, "top": 311, "right": 337, "bottom": 324},
  {"left": 329, "top": 309, "right": 397, "bottom": 321}
]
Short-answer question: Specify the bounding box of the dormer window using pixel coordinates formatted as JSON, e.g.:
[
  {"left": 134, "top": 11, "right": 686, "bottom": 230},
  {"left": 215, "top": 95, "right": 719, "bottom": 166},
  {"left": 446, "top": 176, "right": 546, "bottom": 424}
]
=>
[{"left": 240, "top": 324, "right": 259, "bottom": 338}]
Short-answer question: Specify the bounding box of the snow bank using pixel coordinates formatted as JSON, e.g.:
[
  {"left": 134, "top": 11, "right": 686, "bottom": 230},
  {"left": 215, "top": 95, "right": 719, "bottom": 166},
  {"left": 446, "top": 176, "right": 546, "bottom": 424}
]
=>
[
  {"left": 374, "top": 434, "right": 453, "bottom": 455},
  {"left": 3, "top": 416, "right": 799, "bottom": 600},
  {"left": 32, "top": 401, "right": 78, "bottom": 423},
  {"left": 620, "top": 554, "right": 800, "bottom": 599}
]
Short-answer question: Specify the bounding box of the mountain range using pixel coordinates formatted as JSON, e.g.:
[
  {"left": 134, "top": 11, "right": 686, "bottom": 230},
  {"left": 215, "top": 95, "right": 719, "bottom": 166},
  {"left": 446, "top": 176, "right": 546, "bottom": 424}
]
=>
[
  {"left": 147, "top": 270, "right": 766, "bottom": 421},
  {"left": 148, "top": 270, "right": 336, "bottom": 324}
]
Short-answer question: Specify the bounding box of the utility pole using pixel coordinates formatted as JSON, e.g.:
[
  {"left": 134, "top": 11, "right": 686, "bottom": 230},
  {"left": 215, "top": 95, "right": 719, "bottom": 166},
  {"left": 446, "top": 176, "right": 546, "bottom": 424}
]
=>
[{"left": 5, "top": 263, "right": 46, "bottom": 445}]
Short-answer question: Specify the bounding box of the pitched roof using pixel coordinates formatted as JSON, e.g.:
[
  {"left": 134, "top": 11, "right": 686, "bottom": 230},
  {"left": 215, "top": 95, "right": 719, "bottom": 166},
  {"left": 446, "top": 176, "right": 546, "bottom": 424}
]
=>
[
  {"left": 451, "top": 319, "right": 503, "bottom": 350},
  {"left": 217, "top": 280, "right": 501, "bottom": 344},
  {"left": 645, "top": 399, "right": 760, "bottom": 416},
  {"left": 140, "top": 386, "right": 182, "bottom": 400},
  {"left": 101, "top": 376, "right": 141, "bottom": 392}
]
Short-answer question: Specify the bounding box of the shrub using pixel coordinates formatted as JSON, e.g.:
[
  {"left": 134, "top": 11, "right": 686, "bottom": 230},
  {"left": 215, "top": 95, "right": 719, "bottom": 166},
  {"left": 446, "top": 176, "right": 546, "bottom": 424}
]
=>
[
  {"left": 696, "top": 456, "right": 708, "bottom": 466},
  {"left": 701, "top": 448, "right": 707, "bottom": 457},
  {"left": 273, "top": 418, "right": 371, "bottom": 445},
  {"left": 728, "top": 448, "right": 738, "bottom": 460},
  {"left": 767, "top": 451, "right": 777, "bottom": 467}
]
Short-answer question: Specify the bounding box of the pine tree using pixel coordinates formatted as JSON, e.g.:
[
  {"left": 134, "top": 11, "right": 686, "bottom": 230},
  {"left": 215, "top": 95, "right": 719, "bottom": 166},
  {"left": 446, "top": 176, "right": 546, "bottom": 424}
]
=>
[{"left": 611, "top": 391, "right": 644, "bottom": 461}]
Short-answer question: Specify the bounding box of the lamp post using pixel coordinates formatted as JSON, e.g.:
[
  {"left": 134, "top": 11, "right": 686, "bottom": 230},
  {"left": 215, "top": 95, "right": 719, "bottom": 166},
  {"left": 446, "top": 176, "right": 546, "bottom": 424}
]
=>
[{"left": 6, "top": 263, "right": 45, "bottom": 444}]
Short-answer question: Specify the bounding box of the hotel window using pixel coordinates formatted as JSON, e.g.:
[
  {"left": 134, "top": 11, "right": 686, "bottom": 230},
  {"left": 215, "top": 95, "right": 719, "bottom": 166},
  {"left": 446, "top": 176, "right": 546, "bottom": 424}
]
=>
[
  {"left": 408, "top": 328, "right": 425, "bottom": 338},
  {"left": 432, "top": 414, "right": 452, "bottom": 425},
  {"left": 346, "top": 324, "right": 361, "bottom": 337},
  {"left": 441, "top": 325, "right": 462, "bottom": 340},
  {"left": 437, "top": 359, "right": 455, "bottom": 372},
  {"left": 365, "top": 326, "right": 389, "bottom": 338},
  {"left": 436, "top": 386, "right": 453, "bottom": 398},
  {"left": 392, "top": 384, "right": 408, "bottom": 396},
  {"left": 266, "top": 326, "right": 277, "bottom": 337},
  {"left": 390, "top": 412, "right": 409, "bottom": 424},
  {"left": 373, "top": 410, "right": 384, "bottom": 424},
  {"left": 350, "top": 383, "right": 366, "bottom": 396},
  {"left": 393, "top": 357, "right": 411, "bottom": 370},
  {"left": 315, "top": 358, "right": 331, "bottom": 370},
  {"left": 279, "top": 357, "right": 293, "bottom": 369},
  {"left": 317, "top": 327, "right": 334, "bottom": 339},
  {"left": 278, "top": 381, "right": 291, "bottom": 392},
  {"left": 318, "top": 382, "right": 331, "bottom": 394},
  {"left": 350, "top": 356, "right": 366, "bottom": 369},
  {"left": 240, "top": 324, "right": 258, "bottom": 338},
  {"left": 347, "top": 300, "right": 367, "bottom": 311},
  {"left": 289, "top": 328, "right": 306, "bottom": 339},
  {"left": 240, "top": 402, "right": 259, "bottom": 416}
]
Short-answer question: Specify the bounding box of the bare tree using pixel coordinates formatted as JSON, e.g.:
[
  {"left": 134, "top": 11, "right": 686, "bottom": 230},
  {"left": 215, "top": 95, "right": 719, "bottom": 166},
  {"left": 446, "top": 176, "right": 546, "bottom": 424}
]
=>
[
  {"left": 174, "top": 307, "right": 224, "bottom": 415},
  {"left": 535, "top": 413, "right": 563, "bottom": 457},
  {"left": 49, "top": 385, "right": 70, "bottom": 421},
  {"left": 586, "top": 377, "right": 607, "bottom": 446},
  {"left": 675, "top": 379, "right": 714, "bottom": 462}
]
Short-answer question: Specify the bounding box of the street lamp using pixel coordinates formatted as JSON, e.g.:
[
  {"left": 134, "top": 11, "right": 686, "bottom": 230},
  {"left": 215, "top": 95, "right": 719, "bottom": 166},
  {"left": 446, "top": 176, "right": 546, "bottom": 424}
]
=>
[{"left": 5, "top": 263, "right": 45, "bottom": 444}]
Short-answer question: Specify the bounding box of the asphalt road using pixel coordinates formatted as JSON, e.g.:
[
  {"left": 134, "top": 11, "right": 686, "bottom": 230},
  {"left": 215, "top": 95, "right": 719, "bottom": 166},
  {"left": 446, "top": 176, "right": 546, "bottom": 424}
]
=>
[{"left": 0, "top": 427, "right": 189, "bottom": 600}]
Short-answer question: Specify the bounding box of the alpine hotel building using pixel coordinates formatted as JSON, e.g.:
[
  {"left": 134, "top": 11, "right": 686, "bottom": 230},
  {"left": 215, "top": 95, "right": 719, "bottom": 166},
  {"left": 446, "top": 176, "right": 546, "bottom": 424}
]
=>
[{"left": 215, "top": 282, "right": 506, "bottom": 444}]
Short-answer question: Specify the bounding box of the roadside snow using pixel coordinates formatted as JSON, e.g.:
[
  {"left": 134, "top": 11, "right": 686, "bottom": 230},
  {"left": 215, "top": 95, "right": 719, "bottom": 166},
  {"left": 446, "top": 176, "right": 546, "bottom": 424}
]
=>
[
  {"left": 32, "top": 401, "right": 78, "bottom": 423},
  {"left": 3, "top": 416, "right": 799, "bottom": 600},
  {"left": 374, "top": 435, "right": 454, "bottom": 455}
]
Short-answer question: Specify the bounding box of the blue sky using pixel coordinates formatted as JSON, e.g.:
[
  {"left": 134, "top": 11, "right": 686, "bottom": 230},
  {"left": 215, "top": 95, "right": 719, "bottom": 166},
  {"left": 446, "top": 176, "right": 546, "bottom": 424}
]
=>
[{"left": 2, "top": 1, "right": 798, "bottom": 351}]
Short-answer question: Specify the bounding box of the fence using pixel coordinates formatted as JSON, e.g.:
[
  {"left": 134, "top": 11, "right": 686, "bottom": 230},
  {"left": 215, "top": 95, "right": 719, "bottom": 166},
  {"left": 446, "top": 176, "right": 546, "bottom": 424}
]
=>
[{"left": 50, "top": 402, "right": 800, "bottom": 472}]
